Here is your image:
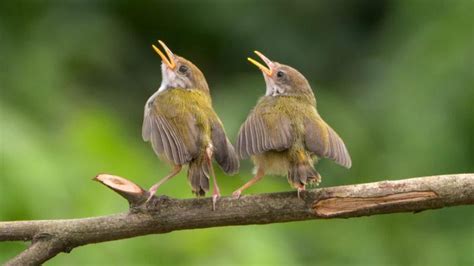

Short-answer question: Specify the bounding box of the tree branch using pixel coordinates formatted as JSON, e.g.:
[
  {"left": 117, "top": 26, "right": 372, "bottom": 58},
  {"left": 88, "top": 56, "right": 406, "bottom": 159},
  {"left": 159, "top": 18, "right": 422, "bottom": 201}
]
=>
[{"left": 2, "top": 173, "right": 473, "bottom": 265}]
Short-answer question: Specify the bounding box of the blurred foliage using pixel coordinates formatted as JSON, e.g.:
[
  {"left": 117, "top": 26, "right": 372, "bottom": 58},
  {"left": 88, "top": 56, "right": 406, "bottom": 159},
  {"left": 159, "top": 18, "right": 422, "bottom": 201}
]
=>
[{"left": 1, "top": 0, "right": 473, "bottom": 265}]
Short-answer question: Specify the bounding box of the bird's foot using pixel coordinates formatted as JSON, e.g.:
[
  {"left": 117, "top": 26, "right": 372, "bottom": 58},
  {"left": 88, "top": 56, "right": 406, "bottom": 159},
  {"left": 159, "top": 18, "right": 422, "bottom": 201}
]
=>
[
  {"left": 297, "top": 186, "right": 306, "bottom": 199},
  {"left": 146, "top": 184, "right": 159, "bottom": 203},
  {"left": 212, "top": 191, "right": 221, "bottom": 211},
  {"left": 232, "top": 190, "right": 242, "bottom": 199}
]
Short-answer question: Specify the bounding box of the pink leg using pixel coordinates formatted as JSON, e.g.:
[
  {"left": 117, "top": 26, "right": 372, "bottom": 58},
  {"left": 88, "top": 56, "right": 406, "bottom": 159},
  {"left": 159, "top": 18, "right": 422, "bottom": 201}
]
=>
[
  {"left": 147, "top": 165, "right": 182, "bottom": 202},
  {"left": 297, "top": 184, "right": 306, "bottom": 199},
  {"left": 205, "top": 146, "right": 221, "bottom": 211},
  {"left": 232, "top": 167, "right": 265, "bottom": 199}
]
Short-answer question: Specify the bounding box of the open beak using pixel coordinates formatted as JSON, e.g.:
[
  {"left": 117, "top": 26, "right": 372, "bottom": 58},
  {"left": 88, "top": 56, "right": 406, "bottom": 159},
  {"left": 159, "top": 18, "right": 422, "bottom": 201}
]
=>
[
  {"left": 247, "top": 51, "right": 273, "bottom": 76},
  {"left": 152, "top": 40, "right": 176, "bottom": 70}
]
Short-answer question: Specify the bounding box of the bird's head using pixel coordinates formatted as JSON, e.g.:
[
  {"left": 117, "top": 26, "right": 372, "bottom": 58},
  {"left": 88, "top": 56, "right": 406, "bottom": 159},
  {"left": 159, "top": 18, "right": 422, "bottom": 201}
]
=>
[
  {"left": 247, "top": 51, "right": 314, "bottom": 99},
  {"left": 153, "top": 40, "right": 209, "bottom": 93}
]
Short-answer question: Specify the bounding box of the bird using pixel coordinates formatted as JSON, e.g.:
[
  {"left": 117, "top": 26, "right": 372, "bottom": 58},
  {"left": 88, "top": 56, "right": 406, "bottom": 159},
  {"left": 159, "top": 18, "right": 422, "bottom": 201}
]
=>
[
  {"left": 142, "top": 40, "right": 239, "bottom": 209},
  {"left": 232, "top": 51, "right": 351, "bottom": 198}
]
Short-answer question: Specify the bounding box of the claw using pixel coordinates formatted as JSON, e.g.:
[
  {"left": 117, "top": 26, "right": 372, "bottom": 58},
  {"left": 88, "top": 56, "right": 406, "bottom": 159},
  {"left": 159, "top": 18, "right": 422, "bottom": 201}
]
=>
[
  {"left": 297, "top": 186, "right": 305, "bottom": 199},
  {"left": 212, "top": 193, "right": 220, "bottom": 211},
  {"left": 146, "top": 194, "right": 154, "bottom": 203},
  {"left": 232, "top": 190, "right": 242, "bottom": 199},
  {"left": 146, "top": 184, "right": 159, "bottom": 202},
  {"left": 146, "top": 165, "right": 182, "bottom": 203}
]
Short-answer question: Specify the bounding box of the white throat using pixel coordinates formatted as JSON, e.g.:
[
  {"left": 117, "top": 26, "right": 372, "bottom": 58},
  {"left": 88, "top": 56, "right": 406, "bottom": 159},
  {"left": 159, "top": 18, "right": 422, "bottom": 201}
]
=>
[
  {"left": 263, "top": 75, "right": 284, "bottom": 96},
  {"left": 263, "top": 74, "right": 273, "bottom": 96},
  {"left": 158, "top": 63, "right": 186, "bottom": 93}
]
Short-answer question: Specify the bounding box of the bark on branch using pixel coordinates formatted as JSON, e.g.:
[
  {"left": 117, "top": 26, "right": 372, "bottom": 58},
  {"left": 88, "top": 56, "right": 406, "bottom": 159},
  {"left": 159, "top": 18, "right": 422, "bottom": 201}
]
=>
[{"left": 1, "top": 173, "right": 473, "bottom": 265}]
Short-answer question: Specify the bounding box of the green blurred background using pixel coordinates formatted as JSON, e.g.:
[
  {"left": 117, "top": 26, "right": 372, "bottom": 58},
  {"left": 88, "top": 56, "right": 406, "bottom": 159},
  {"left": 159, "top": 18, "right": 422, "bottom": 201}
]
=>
[{"left": 1, "top": 0, "right": 473, "bottom": 265}]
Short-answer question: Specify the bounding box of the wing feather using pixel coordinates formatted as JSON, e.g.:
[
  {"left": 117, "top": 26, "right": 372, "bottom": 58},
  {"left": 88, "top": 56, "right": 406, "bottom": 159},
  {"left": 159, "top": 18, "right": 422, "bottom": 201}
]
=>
[
  {"left": 304, "top": 117, "right": 352, "bottom": 168},
  {"left": 249, "top": 115, "right": 259, "bottom": 154},
  {"left": 210, "top": 120, "right": 240, "bottom": 174},
  {"left": 142, "top": 102, "right": 195, "bottom": 165},
  {"left": 236, "top": 111, "right": 293, "bottom": 159},
  {"left": 244, "top": 119, "right": 252, "bottom": 156}
]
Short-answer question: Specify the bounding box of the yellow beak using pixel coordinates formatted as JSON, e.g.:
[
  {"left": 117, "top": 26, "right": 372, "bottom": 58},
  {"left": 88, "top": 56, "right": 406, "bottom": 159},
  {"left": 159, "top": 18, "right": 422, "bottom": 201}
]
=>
[
  {"left": 247, "top": 51, "right": 273, "bottom": 76},
  {"left": 152, "top": 40, "right": 176, "bottom": 70}
]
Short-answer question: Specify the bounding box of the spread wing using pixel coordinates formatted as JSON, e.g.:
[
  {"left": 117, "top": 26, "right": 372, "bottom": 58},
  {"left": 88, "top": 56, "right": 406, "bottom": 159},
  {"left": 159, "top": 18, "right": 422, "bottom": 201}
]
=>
[
  {"left": 142, "top": 102, "right": 198, "bottom": 165},
  {"left": 304, "top": 116, "right": 352, "bottom": 168},
  {"left": 210, "top": 120, "right": 239, "bottom": 174},
  {"left": 236, "top": 111, "right": 294, "bottom": 159}
]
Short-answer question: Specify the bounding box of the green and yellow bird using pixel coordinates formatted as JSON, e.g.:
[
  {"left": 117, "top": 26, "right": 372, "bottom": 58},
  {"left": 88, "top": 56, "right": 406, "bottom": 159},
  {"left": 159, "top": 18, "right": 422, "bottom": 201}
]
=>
[
  {"left": 232, "top": 51, "right": 351, "bottom": 198},
  {"left": 143, "top": 40, "right": 239, "bottom": 208}
]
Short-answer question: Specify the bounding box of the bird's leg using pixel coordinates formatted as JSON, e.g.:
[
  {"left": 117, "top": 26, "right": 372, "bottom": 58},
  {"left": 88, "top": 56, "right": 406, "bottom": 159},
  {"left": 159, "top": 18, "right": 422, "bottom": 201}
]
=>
[
  {"left": 232, "top": 167, "right": 265, "bottom": 199},
  {"left": 147, "top": 165, "right": 182, "bottom": 202},
  {"left": 297, "top": 184, "right": 306, "bottom": 199},
  {"left": 205, "top": 145, "right": 220, "bottom": 211}
]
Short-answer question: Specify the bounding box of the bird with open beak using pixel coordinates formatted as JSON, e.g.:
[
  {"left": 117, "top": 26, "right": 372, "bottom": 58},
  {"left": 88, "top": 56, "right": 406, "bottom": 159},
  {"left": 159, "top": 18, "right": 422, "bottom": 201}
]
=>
[
  {"left": 233, "top": 51, "right": 351, "bottom": 198},
  {"left": 143, "top": 40, "right": 239, "bottom": 209}
]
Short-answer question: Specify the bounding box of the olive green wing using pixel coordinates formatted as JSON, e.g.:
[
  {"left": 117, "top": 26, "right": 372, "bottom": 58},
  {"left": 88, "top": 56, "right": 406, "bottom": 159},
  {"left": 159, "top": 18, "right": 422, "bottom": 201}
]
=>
[
  {"left": 142, "top": 102, "right": 198, "bottom": 165},
  {"left": 304, "top": 115, "right": 352, "bottom": 168},
  {"left": 210, "top": 120, "right": 240, "bottom": 175},
  {"left": 236, "top": 110, "right": 294, "bottom": 159}
]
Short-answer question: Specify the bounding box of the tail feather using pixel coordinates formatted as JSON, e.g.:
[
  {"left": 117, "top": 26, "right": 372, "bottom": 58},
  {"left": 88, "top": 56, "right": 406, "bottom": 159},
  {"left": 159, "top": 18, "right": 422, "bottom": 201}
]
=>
[
  {"left": 288, "top": 163, "right": 321, "bottom": 188},
  {"left": 188, "top": 158, "right": 210, "bottom": 196}
]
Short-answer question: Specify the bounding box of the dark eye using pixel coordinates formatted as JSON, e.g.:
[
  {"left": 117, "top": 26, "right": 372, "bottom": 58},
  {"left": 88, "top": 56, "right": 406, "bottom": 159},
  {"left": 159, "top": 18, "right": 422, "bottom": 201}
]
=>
[
  {"left": 178, "top": 65, "right": 188, "bottom": 74},
  {"left": 276, "top": 71, "right": 284, "bottom": 78}
]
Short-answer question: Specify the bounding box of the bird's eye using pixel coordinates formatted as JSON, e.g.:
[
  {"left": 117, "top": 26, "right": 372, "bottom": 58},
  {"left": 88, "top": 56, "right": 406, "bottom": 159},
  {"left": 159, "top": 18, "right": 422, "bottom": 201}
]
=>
[
  {"left": 178, "top": 65, "right": 188, "bottom": 74},
  {"left": 276, "top": 71, "right": 284, "bottom": 78}
]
